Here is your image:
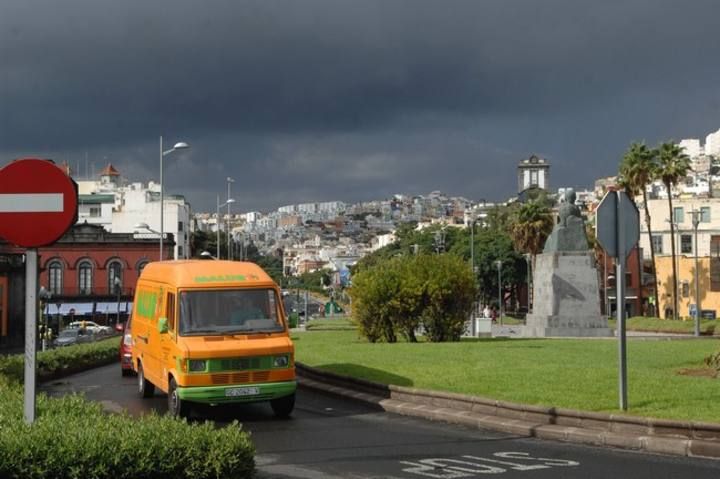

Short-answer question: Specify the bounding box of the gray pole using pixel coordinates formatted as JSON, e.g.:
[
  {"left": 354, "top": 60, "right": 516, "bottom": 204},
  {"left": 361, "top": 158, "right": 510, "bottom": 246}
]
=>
[
  {"left": 304, "top": 290, "right": 308, "bottom": 325},
  {"left": 159, "top": 135, "right": 164, "bottom": 261},
  {"left": 24, "top": 249, "right": 38, "bottom": 424},
  {"left": 496, "top": 260, "right": 503, "bottom": 326},
  {"left": 691, "top": 210, "right": 701, "bottom": 336},
  {"left": 617, "top": 193, "right": 628, "bottom": 411},
  {"left": 227, "top": 178, "right": 233, "bottom": 260}
]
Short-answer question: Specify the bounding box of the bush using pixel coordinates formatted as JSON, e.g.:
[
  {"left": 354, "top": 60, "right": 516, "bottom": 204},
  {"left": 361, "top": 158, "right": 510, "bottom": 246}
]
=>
[
  {"left": 0, "top": 339, "right": 256, "bottom": 478},
  {"left": 0, "top": 337, "right": 120, "bottom": 384},
  {"left": 350, "top": 254, "right": 477, "bottom": 342},
  {"left": 0, "top": 380, "right": 254, "bottom": 479}
]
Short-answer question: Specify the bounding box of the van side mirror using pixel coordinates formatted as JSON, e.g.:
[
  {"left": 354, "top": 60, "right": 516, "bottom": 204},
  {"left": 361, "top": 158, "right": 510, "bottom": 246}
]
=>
[{"left": 158, "top": 317, "right": 168, "bottom": 334}]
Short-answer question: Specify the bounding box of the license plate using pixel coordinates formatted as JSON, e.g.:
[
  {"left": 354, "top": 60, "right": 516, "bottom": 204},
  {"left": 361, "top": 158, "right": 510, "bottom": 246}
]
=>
[{"left": 225, "top": 386, "right": 260, "bottom": 397}]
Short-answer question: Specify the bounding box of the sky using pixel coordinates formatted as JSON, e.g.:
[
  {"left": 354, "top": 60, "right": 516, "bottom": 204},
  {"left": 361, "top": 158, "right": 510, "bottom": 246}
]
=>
[{"left": 1, "top": 0, "right": 719, "bottom": 212}]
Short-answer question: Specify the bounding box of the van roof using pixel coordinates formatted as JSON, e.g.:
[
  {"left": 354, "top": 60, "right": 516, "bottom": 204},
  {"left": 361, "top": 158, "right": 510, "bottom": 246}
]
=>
[{"left": 139, "top": 260, "right": 277, "bottom": 288}]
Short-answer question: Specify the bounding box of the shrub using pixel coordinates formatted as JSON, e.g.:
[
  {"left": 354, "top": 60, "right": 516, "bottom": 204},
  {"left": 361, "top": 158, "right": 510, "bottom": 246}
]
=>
[
  {"left": 0, "top": 339, "right": 256, "bottom": 479},
  {"left": 350, "top": 254, "right": 477, "bottom": 342},
  {"left": 0, "top": 380, "right": 254, "bottom": 479},
  {"left": 0, "top": 337, "right": 120, "bottom": 384}
]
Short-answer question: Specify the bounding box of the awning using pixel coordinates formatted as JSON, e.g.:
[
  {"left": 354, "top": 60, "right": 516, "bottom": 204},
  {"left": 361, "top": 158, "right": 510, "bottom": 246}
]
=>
[
  {"left": 56, "top": 303, "right": 94, "bottom": 315},
  {"left": 95, "top": 302, "right": 123, "bottom": 314}
]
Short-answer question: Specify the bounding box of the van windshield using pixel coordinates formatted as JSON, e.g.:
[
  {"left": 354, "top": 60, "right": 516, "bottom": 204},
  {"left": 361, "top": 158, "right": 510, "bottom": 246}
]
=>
[{"left": 179, "top": 288, "right": 284, "bottom": 336}]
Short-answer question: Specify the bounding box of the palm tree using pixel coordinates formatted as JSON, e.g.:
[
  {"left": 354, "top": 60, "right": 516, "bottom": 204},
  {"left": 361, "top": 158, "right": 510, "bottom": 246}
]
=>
[
  {"left": 509, "top": 200, "right": 554, "bottom": 310},
  {"left": 656, "top": 141, "right": 692, "bottom": 320},
  {"left": 618, "top": 142, "right": 659, "bottom": 316}
]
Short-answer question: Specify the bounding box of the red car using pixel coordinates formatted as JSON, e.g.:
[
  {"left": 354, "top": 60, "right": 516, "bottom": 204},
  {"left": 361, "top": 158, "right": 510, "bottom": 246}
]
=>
[{"left": 119, "top": 315, "right": 134, "bottom": 376}]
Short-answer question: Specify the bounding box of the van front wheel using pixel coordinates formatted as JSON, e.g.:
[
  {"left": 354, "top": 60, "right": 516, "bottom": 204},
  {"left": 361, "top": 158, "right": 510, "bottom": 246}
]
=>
[
  {"left": 270, "top": 392, "right": 295, "bottom": 418},
  {"left": 168, "top": 377, "right": 190, "bottom": 418},
  {"left": 137, "top": 362, "right": 155, "bottom": 398}
]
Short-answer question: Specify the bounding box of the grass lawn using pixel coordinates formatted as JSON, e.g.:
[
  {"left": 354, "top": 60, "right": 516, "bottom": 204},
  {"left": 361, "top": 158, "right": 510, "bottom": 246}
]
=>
[
  {"left": 608, "top": 317, "right": 720, "bottom": 335},
  {"left": 293, "top": 329, "right": 720, "bottom": 423}
]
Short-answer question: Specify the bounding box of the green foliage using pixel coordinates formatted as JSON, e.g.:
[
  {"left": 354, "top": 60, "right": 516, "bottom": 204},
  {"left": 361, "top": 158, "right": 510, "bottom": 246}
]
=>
[
  {"left": 290, "top": 270, "right": 332, "bottom": 294},
  {"left": 0, "top": 381, "right": 254, "bottom": 479},
  {"left": 0, "top": 339, "right": 256, "bottom": 479},
  {"left": 0, "top": 337, "right": 120, "bottom": 384},
  {"left": 350, "top": 254, "right": 477, "bottom": 342},
  {"left": 508, "top": 200, "right": 553, "bottom": 257}
]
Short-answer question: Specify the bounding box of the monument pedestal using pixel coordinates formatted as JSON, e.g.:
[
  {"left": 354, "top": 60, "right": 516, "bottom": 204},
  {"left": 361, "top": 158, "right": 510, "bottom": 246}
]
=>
[{"left": 523, "top": 251, "right": 612, "bottom": 338}]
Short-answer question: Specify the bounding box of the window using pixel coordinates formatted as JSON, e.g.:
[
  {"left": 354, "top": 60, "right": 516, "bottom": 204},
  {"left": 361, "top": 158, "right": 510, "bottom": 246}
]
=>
[
  {"left": 681, "top": 234, "right": 693, "bottom": 254},
  {"left": 166, "top": 292, "right": 176, "bottom": 332},
  {"left": 108, "top": 261, "right": 123, "bottom": 294},
  {"left": 137, "top": 261, "right": 148, "bottom": 277},
  {"left": 78, "top": 261, "right": 93, "bottom": 295},
  {"left": 701, "top": 207, "right": 711, "bottom": 223},
  {"left": 48, "top": 260, "right": 63, "bottom": 295},
  {"left": 177, "top": 246, "right": 184, "bottom": 258},
  {"left": 682, "top": 281, "right": 690, "bottom": 298},
  {"left": 178, "top": 221, "right": 184, "bottom": 231},
  {"left": 89, "top": 206, "right": 101, "bottom": 217},
  {"left": 651, "top": 235, "right": 663, "bottom": 255},
  {"left": 530, "top": 170, "right": 538, "bottom": 185},
  {"left": 711, "top": 236, "right": 720, "bottom": 291},
  {"left": 673, "top": 207, "right": 684, "bottom": 224}
]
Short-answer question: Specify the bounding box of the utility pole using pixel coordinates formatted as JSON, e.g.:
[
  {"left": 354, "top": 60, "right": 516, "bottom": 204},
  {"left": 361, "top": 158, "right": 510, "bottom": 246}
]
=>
[
  {"left": 227, "top": 177, "right": 234, "bottom": 260},
  {"left": 495, "top": 260, "right": 503, "bottom": 326},
  {"left": 690, "top": 209, "right": 701, "bottom": 336}
]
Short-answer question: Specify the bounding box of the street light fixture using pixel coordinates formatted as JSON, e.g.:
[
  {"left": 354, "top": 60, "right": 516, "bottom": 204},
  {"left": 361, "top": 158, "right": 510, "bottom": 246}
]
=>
[
  {"left": 665, "top": 218, "right": 680, "bottom": 320},
  {"left": 159, "top": 136, "right": 189, "bottom": 261},
  {"left": 217, "top": 196, "right": 235, "bottom": 259}
]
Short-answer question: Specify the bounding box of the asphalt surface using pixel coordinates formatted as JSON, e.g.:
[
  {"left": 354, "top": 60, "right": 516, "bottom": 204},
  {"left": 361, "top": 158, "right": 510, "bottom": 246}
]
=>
[{"left": 43, "top": 363, "right": 720, "bottom": 478}]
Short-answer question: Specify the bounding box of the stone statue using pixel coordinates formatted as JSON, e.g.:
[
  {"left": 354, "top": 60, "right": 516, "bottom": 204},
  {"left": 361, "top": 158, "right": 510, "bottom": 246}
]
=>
[{"left": 542, "top": 188, "right": 588, "bottom": 252}]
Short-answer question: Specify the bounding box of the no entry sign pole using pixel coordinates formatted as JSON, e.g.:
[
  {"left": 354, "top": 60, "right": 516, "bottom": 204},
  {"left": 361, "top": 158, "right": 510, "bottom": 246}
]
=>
[
  {"left": 24, "top": 250, "right": 38, "bottom": 423},
  {"left": 596, "top": 190, "right": 639, "bottom": 412},
  {"left": 0, "top": 158, "right": 78, "bottom": 424}
]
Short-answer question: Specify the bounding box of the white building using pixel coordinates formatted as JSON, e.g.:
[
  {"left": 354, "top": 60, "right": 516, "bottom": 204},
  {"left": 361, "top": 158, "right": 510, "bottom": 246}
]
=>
[
  {"left": 75, "top": 164, "right": 191, "bottom": 260},
  {"left": 678, "top": 139, "right": 703, "bottom": 159},
  {"left": 706, "top": 128, "right": 720, "bottom": 157}
]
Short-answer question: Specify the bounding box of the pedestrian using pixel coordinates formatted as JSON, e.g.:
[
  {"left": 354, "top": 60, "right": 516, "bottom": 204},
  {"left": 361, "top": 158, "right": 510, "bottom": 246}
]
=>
[
  {"left": 483, "top": 305, "right": 490, "bottom": 319},
  {"left": 490, "top": 307, "right": 497, "bottom": 324}
]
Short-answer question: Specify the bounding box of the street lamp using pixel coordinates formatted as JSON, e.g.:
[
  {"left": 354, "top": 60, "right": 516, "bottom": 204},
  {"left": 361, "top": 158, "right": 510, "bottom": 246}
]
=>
[
  {"left": 38, "top": 287, "right": 52, "bottom": 351},
  {"left": 227, "top": 177, "right": 235, "bottom": 260},
  {"left": 495, "top": 260, "right": 503, "bottom": 326},
  {"left": 159, "top": 136, "right": 189, "bottom": 261},
  {"left": 113, "top": 276, "right": 122, "bottom": 326},
  {"left": 217, "top": 196, "right": 235, "bottom": 259},
  {"left": 524, "top": 253, "right": 532, "bottom": 314},
  {"left": 690, "top": 209, "right": 701, "bottom": 336},
  {"left": 665, "top": 218, "right": 680, "bottom": 320}
]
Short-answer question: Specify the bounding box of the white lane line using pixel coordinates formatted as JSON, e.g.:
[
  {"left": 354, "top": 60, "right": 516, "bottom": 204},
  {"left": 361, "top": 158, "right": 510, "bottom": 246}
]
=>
[{"left": 0, "top": 193, "right": 64, "bottom": 212}]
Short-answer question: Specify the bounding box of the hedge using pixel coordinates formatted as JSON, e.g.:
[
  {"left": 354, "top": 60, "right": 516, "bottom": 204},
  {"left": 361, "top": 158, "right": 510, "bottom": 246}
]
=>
[{"left": 0, "top": 340, "right": 256, "bottom": 478}]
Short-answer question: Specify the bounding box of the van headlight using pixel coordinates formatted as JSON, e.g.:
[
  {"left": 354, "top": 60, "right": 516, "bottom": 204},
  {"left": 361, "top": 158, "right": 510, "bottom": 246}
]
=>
[
  {"left": 273, "top": 355, "right": 289, "bottom": 368},
  {"left": 188, "top": 359, "right": 207, "bottom": 372}
]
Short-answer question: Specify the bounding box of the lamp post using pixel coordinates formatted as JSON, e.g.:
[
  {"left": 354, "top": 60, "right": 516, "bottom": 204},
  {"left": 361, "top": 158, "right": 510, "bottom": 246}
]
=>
[
  {"left": 495, "top": 260, "right": 503, "bottom": 326},
  {"left": 159, "top": 136, "right": 189, "bottom": 261},
  {"left": 38, "top": 287, "right": 52, "bottom": 351},
  {"left": 665, "top": 218, "right": 680, "bottom": 320},
  {"left": 227, "top": 177, "right": 235, "bottom": 260},
  {"left": 114, "top": 276, "right": 122, "bottom": 326},
  {"left": 217, "top": 196, "right": 235, "bottom": 259},
  {"left": 524, "top": 253, "right": 532, "bottom": 314},
  {"left": 690, "top": 209, "right": 701, "bottom": 336}
]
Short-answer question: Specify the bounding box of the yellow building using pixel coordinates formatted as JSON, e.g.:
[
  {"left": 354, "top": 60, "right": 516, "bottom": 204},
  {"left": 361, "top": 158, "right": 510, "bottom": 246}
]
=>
[{"left": 655, "top": 256, "right": 717, "bottom": 319}]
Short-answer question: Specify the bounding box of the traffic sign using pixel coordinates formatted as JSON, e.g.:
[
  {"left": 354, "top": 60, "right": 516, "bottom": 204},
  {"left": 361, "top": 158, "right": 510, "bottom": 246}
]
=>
[
  {"left": 596, "top": 191, "right": 639, "bottom": 259},
  {"left": 0, "top": 159, "right": 78, "bottom": 247}
]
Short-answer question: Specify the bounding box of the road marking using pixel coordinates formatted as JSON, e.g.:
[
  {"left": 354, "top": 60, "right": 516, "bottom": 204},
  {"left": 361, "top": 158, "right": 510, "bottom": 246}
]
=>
[
  {"left": 400, "top": 451, "right": 580, "bottom": 477},
  {"left": 0, "top": 193, "right": 63, "bottom": 212}
]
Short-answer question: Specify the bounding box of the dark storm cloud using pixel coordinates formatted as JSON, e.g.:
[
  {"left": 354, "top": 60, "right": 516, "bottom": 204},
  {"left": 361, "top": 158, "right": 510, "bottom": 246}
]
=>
[{"left": 1, "top": 0, "right": 720, "bottom": 211}]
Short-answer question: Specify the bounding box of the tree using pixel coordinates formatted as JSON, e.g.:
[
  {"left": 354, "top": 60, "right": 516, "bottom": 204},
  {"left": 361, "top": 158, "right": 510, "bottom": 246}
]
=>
[
  {"left": 656, "top": 141, "right": 692, "bottom": 319},
  {"left": 618, "top": 142, "right": 659, "bottom": 316},
  {"left": 509, "top": 200, "right": 554, "bottom": 261}
]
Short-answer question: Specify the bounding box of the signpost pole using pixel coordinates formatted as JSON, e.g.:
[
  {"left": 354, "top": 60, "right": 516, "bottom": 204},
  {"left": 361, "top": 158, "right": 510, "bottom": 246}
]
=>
[
  {"left": 616, "top": 193, "right": 628, "bottom": 411},
  {"left": 24, "top": 249, "right": 38, "bottom": 424}
]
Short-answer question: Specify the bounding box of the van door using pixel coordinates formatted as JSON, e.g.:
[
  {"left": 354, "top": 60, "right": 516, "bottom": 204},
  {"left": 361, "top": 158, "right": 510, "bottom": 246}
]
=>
[
  {"left": 159, "top": 291, "right": 176, "bottom": 391},
  {"left": 135, "top": 285, "right": 164, "bottom": 386}
]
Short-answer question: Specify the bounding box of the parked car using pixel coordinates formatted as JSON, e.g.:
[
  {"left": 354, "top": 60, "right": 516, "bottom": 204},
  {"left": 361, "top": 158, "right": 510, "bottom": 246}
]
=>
[
  {"left": 119, "top": 315, "right": 134, "bottom": 376},
  {"left": 68, "top": 320, "right": 112, "bottom": 335},
  {"left": 53, "top": 328, "right": 94, "bottom": 348}
]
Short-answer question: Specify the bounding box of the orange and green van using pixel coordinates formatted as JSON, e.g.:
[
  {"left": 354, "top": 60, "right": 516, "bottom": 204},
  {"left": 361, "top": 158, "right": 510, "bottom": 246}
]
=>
[{"left": 131, "top": 260, "right": 296, "bottom": 417}]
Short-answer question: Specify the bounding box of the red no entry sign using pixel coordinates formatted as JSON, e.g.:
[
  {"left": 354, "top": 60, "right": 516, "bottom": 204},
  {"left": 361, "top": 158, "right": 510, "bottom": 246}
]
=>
[{"left": 0, "top": 158, "right": 78, "bottom": 247}]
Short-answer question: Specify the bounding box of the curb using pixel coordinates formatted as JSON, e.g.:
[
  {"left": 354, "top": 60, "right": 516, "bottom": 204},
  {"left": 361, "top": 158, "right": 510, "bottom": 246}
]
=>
[{"left": 296, "top": 362, "right": 720, "bottom": 460}]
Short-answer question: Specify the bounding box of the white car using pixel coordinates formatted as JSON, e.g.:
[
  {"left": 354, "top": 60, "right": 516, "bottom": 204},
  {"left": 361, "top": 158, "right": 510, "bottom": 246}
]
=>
[{"left": 68, "top": 321, "right": 112, "bottom": 334}]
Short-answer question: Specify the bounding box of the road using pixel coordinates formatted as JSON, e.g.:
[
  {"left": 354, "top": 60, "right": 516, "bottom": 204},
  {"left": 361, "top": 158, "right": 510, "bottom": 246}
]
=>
[{"left": 44, "top": 363, "right": 720, "bottom": 478}]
